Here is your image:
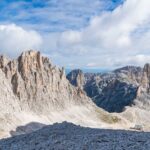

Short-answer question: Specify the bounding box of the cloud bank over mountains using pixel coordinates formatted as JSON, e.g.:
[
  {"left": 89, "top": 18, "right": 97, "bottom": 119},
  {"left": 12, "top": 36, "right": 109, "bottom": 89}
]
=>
[{"left": 0, "top": 0, "right": 150, "bottom": 69}]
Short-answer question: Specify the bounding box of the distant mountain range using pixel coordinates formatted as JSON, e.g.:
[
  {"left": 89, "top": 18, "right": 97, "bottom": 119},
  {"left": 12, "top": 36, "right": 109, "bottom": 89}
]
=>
[
  {"left": 67, "top": 65, "right": 150, "bottom": 113},
  {"left": 65, "top": 68, "right": 110, "bottom": 75}
]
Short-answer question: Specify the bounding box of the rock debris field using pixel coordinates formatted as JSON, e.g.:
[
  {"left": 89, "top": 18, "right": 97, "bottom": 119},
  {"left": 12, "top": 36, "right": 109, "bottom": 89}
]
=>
[{"left": 0, "top": 122, "right": 150, "bottom": 150}]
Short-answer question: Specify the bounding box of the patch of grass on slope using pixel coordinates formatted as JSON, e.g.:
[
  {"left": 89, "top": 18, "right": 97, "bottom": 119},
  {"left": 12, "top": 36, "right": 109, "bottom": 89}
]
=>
[{"left": 95, "top": 108, "right": 121, "bottom": 124}]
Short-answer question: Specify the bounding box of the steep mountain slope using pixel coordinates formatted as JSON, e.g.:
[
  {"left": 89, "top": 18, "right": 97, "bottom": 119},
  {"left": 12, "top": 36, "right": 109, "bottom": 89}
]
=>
[{"left": 0, "top": 50, "right": 126, "bottom": 138}]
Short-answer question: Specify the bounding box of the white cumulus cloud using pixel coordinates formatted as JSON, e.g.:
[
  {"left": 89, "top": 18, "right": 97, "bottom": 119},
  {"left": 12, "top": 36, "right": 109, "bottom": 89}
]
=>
[
  {"left": 0, "top": 24, "right": 42, "bottom": 57},
  {"left": 49, "top": 0, "right": 150, "bottom": 68}
]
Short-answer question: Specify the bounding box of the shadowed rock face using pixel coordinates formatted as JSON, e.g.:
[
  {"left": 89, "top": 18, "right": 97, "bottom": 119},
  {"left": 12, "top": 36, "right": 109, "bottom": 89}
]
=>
[
  {"left": 0, "top": 122, "right": 150, "bottom": 150},
  {"left": 93, "top": 80, "right": 138, "bottom": 112},
  {"left": 67, "top": 66, "right": 147, "bottom": 113}
]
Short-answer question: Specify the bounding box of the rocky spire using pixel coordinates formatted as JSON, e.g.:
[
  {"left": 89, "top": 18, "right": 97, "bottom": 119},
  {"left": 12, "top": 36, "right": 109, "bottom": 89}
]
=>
[
  {"left": 67, "top": 69, "right": 85, "bottom": 89},
  {"left": 141, "top": 63, "right": 150, "bottom": 91},
  {"left": 0, "top": 55, "right": 10, "bottom": 69}
]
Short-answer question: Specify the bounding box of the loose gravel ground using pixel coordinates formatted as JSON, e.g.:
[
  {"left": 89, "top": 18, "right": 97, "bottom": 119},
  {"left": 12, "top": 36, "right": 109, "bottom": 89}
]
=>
[{"left": 0, "top": 122, "right": 150, "bottom": 150}]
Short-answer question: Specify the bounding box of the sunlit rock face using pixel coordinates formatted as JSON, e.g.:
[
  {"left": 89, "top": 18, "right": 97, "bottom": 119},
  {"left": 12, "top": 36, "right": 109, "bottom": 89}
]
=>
[{"left": 0, "top": 50, "right": 92, "bottom": 114}]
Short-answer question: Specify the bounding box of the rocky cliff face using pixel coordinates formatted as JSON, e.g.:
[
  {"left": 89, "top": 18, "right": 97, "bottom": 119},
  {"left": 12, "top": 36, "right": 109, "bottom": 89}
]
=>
[
  {"left": 1, "top": 51, "right": 90, "bottom": 114},
  {"left": 67, "top": 66, "right": 146, "bottom": 113},
  {"left": 1, "top": 51, "right": 98, "bottom": 113}
]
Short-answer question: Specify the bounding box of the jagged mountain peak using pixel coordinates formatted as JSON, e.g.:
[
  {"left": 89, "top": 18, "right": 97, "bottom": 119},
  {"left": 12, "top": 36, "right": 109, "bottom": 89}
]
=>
[
  {"left": 143, "top": 63, "right": 150, "bottom": 77},
  {"left": 18, "top": 50, "right": 51, "bottom": 67},
  {"left": 0, "top": 55, "right": 10, "bottom": 68}
]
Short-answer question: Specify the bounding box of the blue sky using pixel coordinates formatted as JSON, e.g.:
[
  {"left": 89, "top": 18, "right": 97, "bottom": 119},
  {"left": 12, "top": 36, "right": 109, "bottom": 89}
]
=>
[
  {"left": 0, "top": 0, "right": 124, "bottom": 32},
  {"left": 0, "top": 0, "right": 150, "bottom": 69}
]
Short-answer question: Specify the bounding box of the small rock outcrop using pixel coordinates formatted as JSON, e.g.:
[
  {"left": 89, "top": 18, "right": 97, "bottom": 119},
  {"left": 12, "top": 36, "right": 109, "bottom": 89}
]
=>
[{"left": 67, "top": 69, "right": 85, "bottom": 89}]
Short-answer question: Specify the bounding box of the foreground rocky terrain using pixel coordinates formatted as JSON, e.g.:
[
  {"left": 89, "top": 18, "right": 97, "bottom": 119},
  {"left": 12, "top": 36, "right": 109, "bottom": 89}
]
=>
[{"left": 0, "top": 122, "right": 150, "bottom": 150}]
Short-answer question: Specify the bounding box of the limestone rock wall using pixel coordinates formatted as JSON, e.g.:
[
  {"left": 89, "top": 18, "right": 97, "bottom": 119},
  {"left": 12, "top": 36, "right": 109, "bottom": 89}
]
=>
[{"left": 0, "top": 51, "right": 93, "bottom": 115}]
